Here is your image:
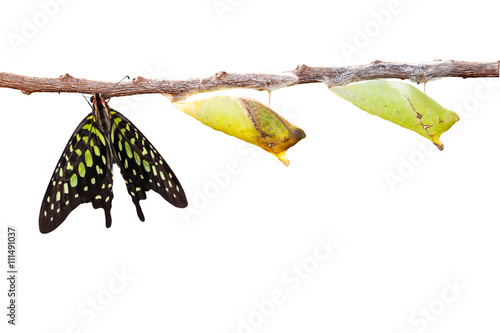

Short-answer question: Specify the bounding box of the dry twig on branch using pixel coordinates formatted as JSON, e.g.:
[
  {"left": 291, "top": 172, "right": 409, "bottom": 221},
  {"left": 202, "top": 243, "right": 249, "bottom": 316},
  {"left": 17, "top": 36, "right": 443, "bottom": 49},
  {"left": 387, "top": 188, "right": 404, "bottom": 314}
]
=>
[{"left": 0, "top": 60, "right": 497, "bottom": 101}]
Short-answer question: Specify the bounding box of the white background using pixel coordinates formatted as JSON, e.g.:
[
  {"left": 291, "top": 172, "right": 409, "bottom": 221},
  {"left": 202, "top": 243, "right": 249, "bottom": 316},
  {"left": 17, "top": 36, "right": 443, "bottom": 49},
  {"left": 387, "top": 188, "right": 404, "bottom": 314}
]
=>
[{"left": 1, "top": 0, "right": 499, "bottom": 332}]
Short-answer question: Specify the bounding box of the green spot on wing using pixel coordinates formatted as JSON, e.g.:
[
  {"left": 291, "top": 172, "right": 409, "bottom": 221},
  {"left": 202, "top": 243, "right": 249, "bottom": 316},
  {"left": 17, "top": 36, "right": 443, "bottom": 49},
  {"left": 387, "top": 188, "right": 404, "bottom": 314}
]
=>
[
  {"left": 133, "top": 151, "right": 141, "bottom": 165},
  {"left": 70, "top": 174, "right": 78, "bottom": 187},
  {"left": 143, "top": 160, "right": 150, "bottom": 172},
  {"left": 94, "top": 129, "right": 106, "bottom": 145},
  {"left": 85, "top": 150, "right": 93, "bottom": 167},
  {"left": 78, "top": 162, "right": 86, "bottom": 177},
  {"left": 125, "top": 142, "right": 133, "bottom": 158}
]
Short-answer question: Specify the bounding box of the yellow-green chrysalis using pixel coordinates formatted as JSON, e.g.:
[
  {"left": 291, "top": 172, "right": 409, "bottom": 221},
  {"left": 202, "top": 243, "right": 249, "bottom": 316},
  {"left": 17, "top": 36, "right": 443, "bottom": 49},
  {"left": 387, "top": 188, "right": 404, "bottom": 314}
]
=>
[{"left": 172, "top": 96, "right": 305, "bottom": 166}]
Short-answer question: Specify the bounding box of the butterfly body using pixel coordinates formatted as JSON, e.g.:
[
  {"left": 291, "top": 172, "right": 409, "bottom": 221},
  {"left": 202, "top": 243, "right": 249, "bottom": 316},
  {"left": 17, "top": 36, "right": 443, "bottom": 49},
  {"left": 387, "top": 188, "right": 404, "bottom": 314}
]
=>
[
  {"left": 91, "top": 93, "right": 113, "bottom": 134},
  {"left": 39, "top": 93, "right": 187, "bottom": 233}
]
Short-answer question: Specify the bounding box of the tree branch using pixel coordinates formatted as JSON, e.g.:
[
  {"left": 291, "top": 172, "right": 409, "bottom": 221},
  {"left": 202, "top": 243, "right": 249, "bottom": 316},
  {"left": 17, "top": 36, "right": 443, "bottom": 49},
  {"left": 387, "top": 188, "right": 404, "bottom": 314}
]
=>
[{"left": 1, "top": 60, "right": 498, "bottom": 101}]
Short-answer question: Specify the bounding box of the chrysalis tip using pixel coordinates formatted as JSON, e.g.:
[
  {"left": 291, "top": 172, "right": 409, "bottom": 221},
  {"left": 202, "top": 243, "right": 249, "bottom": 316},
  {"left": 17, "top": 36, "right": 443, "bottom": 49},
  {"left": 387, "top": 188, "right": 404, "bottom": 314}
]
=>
[{"left": 276, "top": 152, "right": 290, "bottom": 167}]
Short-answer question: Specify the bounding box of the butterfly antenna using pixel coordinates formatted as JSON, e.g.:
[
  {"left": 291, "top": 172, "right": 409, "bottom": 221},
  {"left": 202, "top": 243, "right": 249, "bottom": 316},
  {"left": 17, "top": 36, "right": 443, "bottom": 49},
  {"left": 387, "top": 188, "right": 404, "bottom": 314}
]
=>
[
  {"left": 105, "top": 75, "right": 130, "bottom": 101},
  {"left": 60, "top": 81, "right": 92, "bottom": 107},
  {"left": 81, "top": 79, "right": 94, "bottom": 95},
  {"left": 81, "top": 93, "right": 92, "bottom": 108},
  {"left": 80, "top": 80, "right": 94, "bottom": 108}
]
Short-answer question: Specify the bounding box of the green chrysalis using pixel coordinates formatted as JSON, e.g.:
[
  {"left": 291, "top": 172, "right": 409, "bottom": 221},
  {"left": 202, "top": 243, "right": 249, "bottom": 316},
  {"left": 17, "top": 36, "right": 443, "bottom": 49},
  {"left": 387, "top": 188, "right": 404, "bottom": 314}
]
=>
[{"left": 330, "top": 80, "right": 459, "bottom": 150}]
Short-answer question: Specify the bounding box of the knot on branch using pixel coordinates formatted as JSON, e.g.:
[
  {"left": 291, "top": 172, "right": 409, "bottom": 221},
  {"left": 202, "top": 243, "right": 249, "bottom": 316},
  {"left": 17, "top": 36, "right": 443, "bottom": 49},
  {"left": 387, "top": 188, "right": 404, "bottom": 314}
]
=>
[
  {"left": 214, "top": 71, "right": 228, "bottom": 80},
  {"left": 133, "top": 76, "right": 148, "bottom": 84},
  {"left": 295, "top": 64, "right": 309, "bottom": 74},
  {"left": 60, "top": 73, "right": 75, "bottom": 81}
]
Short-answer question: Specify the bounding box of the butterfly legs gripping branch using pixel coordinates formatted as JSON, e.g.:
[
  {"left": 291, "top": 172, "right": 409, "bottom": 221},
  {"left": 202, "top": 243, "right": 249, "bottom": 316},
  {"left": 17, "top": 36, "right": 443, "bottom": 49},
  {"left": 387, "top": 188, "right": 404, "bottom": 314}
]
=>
[{"left": 39, "top": 91, "right": 187, "bottom": 233}]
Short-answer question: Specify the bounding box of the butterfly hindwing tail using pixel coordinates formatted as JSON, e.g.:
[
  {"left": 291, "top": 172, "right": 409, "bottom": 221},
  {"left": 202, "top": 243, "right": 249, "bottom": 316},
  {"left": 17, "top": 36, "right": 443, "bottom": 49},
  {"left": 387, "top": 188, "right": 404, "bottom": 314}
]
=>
[{"left": 90, "top": 164, "right": 114, "bottom": 228}]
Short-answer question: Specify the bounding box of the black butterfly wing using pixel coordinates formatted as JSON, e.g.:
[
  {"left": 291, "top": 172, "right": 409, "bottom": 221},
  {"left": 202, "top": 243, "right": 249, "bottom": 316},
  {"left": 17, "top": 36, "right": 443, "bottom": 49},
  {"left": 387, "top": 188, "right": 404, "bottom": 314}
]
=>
[
  {"left": 109, "top": 110, "right": 187, "bottom": 221},
  {"left": 39, "top": 113, "right": 114, "bottom": 233}
]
